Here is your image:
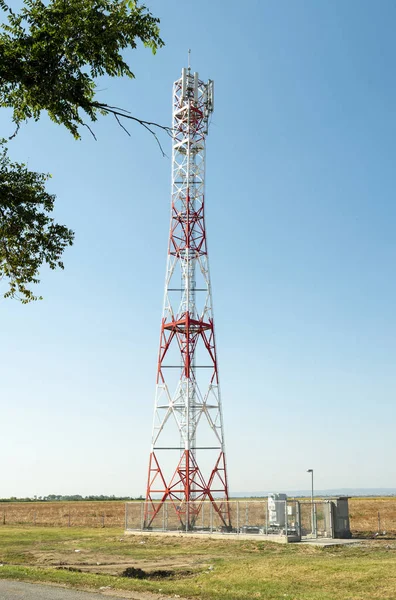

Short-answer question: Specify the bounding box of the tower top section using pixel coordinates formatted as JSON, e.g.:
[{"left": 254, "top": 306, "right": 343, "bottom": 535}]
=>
[{"left": 175, "top": 67, "right": 214, "bottom": 134}]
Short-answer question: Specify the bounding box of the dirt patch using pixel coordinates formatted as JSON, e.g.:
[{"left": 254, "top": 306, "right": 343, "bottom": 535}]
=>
[
  {"left": 122, "top": 566, "right": 193, "bottom": 580},
  {"left": 55, "top": 565, "right": 194, "bottom": 580},
  {"left": 30, "top": 548, "right": 209, "bottom": 576}
]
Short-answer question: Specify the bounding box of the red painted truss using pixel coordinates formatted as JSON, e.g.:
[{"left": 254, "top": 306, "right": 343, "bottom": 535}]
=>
[{"left": 144, "top": 68, "right": 230, "bottom": 531}]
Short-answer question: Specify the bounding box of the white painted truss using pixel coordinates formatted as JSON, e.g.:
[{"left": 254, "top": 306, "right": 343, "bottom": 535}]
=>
[{"left": 145, "top": 66, "right": 230, "bottom": 528}]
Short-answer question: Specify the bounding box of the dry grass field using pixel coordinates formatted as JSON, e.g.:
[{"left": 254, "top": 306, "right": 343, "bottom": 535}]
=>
[
  {"left": 1, "top": 497, "right": 395, "bottom": 534},
  {"left": 0, "top": 501, "right": 125, "bottom": 528},
  {"left": 349, "top": 497, "right": 396, "bottom": 534}
]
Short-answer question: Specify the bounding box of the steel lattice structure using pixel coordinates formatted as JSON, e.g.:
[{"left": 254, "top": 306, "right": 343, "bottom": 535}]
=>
[{"left": 144, "top": 66, "right": 231, "bottom": 531}]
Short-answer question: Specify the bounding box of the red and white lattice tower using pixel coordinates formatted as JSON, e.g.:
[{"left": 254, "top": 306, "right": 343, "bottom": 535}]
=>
[{"left": 144, "top": 65, "right": 231, "bottom": 530}]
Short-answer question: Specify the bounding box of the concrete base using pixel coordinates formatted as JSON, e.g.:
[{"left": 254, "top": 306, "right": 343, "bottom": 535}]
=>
[
  {"left": 124, "top": 529, "right": 300, "bottom": 543},
  {"left": 300, "top": 538, "right": 361, "bottom": 547},
  {"left": 124, "top": 530, "right": 360, "bottom": 546}
]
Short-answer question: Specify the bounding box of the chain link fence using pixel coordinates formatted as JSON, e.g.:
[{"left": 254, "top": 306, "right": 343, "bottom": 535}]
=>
[
  {"left": 0, "top": 502, "right": 125, "bottom": 528},
  {"left": 126, "top": 500, "right": 301, "bottom": 538},
  {"left": 0, "top": 499, "right": 394, "bottom": 536},
  {"left": 299, "top": 501, "right": 333, "bottom": 538}
]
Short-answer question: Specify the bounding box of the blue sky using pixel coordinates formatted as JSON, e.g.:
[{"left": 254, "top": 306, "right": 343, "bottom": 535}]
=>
[{"left": 1, "top": 0, "right": 396, "bottom": 497}]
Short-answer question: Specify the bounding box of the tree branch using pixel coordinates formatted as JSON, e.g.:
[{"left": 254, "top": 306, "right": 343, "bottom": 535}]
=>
[
  {"left": 81, "top": 121, "right": 97, "bottom": 140},
  {"left": 92, "top": 102, "right": 173, "bottom": 136},
  {"left": 90, "top": 101, "right": 172, "bottom": 156},
  {"left": 9, "top": 123, "right": 20, "bottom": 141},
  {"left": 114, "top": 113, "right": 131, "bottom": 137}
]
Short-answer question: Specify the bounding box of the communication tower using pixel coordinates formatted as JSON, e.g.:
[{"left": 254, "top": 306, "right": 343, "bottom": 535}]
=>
[{"left": 144, "top": 65, "right": 230, "bottom": 530}]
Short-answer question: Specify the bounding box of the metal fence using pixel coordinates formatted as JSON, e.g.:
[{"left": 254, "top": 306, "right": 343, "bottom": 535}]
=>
[
  {"left": 125, "top": 500, "right": 300, "bottom": 538},
  {"left": 1, "top": 499, "right": 394, "bottom": 535},
  {"left": 299, "top": 501, "right": 333, "bottom": 538},
  {"left": 0, "top": 503, "right": 125, "bottom": 528}
]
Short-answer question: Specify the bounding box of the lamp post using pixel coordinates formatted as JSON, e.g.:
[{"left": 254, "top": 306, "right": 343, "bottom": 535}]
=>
[{"left": 307, "top": 469, "right": 315, "bottom": 537}]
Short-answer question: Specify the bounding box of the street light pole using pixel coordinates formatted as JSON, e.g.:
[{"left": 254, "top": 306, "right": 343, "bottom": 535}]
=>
[{"left": 307, "top": 469, "right": 315, "bottom": 537}]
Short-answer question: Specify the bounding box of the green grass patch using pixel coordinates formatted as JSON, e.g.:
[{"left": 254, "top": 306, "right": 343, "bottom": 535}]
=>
[{"left": 1, "top": 527, "right": 396, "bottom": 599}]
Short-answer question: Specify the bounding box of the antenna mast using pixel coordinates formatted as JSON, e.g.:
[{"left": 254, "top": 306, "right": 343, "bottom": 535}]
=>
[{"left": 144, "top": 65, "right": 230, "bottom": 531}]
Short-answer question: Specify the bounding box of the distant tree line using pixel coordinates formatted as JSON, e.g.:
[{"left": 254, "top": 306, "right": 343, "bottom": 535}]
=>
[{"left": 0, "top": 494, "right": 144, "bottom": 502}]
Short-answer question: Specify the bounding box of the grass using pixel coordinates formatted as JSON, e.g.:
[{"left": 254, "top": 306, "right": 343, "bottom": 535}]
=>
[
  {"left": 1, "top": 527, "right": 396, "bottom": 599},
  {"left": 0, "top": 500, "right": 124, "bottom": 528}
]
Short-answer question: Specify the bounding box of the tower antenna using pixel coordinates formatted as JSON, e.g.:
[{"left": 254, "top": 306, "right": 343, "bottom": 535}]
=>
[{"left": 144, "top": 67, "right": 230, "bottom": 531}]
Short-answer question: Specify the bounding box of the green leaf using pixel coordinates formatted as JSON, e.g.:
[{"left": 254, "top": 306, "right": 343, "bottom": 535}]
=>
[
  {"left": 0, "top": 0, "right": 164, "bottom": 137},
  {"left": 0, "top": 142, "right": 74, "bottom": 302}
]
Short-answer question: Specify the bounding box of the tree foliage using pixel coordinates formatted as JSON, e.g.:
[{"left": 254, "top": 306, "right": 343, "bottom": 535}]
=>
[
  {"left": 0, "top": 142, "right": 74, "bottom": 302},
  {"left": 0, "top": 0, "right": 164, "bottom": 302},
  {"left": 0, "top": 0, "right": 163, "bottom": 137}
]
